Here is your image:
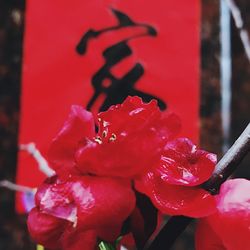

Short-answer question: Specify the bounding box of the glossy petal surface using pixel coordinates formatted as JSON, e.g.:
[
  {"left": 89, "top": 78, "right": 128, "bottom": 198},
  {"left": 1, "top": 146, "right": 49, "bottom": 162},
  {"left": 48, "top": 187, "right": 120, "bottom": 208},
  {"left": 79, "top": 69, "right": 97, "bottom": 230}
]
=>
[
  {"left": 71, "top": 176, "right": 136, "bottom": 230},
  {"left": 76, "top": 96, "right": 181, "bottom": 177},
  {"left": 32, "top": 175, "right": 135, "bottom": 249},
  {"left": 35, "top": 176, "right": 135, "bottom": 231},
  {"left": 76, "top": 130, "right": 162, "bottom": 177},
  {"left": 196, "top": 179, "right": 250, "bottom": 250},
  {"left": 136, "top": 172, "right": 216, "bottom": 218},
  {"left": 48, "top": 105, "right": 95, "bottom": 174},
  {"left": 97, "top": 96, "right": 160, "bottom": 136},
  {"left": 158, "top": 138, "right": 216, "bottom": 186},
  {"left": 97, "top": 96, "right": 180, "bottom": 143},
  {"left": 35, "top": 177, "right": 77, "bottom": 223}
]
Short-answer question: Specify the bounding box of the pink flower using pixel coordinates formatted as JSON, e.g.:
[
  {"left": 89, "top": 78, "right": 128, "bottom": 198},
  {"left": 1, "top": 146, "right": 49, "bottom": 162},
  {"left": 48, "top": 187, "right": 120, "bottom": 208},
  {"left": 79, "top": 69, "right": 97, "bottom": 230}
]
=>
[
  {"left": 28, "top": 175, "right": 135, "bottom": 249},
  {"left": 48, "top": 96, "right": 181, "bottom": 178},
  {"left": 136, "top": 138, "right": 217, "bottom": 217},
  {"left": 28, "top": 96, "right": 181, "bottom": 249},
  {"left": 196, "top": 179, "right": 250, "bottom": 250},
  {"left": 28, "top": 96, "right": 218, "bottom": 250}
]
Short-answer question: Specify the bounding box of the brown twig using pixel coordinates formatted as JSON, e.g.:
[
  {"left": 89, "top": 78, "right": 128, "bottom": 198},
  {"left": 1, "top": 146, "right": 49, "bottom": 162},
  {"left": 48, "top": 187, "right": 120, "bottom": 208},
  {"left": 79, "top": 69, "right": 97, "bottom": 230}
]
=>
[{"left": 203, "top": 122, "right": 250, "bottom": 193}]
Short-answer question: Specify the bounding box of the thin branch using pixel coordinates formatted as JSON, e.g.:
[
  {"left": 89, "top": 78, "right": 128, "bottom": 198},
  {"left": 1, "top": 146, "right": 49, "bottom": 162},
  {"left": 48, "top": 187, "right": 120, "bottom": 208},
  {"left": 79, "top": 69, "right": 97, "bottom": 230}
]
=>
[
  {"left": 225, "top": 0, "right": 250, "bottom": 61},
  {"left": 0, "top": 180, "right": 35, "bottom": 193},
  {"left": 145, "top": 122, "right": 250, "bottom": 250},
  {"left": 20, "top": 143, "right": 55, "bottom": 177},
  {"left": 203, "top": 122, "right": 250, "bottom": 193}
]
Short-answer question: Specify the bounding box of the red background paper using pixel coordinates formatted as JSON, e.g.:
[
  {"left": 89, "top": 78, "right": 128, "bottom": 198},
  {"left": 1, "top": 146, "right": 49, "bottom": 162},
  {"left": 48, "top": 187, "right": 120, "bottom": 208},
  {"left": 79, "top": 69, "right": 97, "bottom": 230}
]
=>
[{"left": 17, "top": 0, "right": 200, "bottom": 212}]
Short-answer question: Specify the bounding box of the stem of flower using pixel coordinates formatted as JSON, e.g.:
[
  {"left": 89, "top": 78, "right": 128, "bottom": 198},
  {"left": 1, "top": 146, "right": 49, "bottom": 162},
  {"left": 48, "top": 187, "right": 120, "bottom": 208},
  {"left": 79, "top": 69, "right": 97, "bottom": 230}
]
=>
[
  {"left": 19, "top": 143, "right": 55, "bottom": 177},
  {"left": 98, "top": 241, "right": 116, "bottom": 250},
  {"left": 203, "top": 122, "right": 250, "bottom": 193},
  {"left": 0, "top": 180, "right": 35, "bottom": 193},
  {"left": 144, "top": 122, "right": 250, "bottom": 250}
]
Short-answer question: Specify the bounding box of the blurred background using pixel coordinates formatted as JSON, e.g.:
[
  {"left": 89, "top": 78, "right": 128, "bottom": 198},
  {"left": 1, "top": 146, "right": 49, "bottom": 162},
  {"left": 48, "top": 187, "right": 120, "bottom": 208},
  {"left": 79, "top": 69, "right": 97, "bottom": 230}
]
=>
[{"left": 0, "top": 0, "right": 249, "bottom": 249}]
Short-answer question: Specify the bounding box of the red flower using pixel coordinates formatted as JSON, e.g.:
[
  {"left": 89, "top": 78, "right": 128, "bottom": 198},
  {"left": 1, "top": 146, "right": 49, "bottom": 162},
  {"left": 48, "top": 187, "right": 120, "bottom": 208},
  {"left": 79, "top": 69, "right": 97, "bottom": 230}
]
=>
[
  {"left": 136, "top": 138, "right": 217, "bottom": 217},
  {"left": 28, "top": 96, "right": 218, "bottom": 249},
  {"left": 48, "top": 96, "right": 181, "bottom": 178},
  {"left": 28, "top": 175, "right": 135, "bottom": 249},
  {"left": 28, "top": 96, "right": 182, "bottom": 249},
  {"left": 28, "top": 208, "right": 100, "bottom": 250},
  {"left": 196, "top": 179, "right": 250, "bottom": 250}
]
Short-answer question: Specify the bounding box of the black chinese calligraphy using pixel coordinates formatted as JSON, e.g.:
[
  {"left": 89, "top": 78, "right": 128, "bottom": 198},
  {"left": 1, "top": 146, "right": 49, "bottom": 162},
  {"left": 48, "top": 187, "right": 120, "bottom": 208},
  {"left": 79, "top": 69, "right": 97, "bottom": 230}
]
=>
[{"left": 76, "top": 8, "right": 167, "bottom": 112}]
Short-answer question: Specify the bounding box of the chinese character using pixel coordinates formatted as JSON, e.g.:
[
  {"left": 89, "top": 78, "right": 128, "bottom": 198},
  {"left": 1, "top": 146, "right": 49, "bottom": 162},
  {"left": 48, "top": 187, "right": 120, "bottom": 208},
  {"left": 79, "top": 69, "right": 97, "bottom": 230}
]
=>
[{"left": 76, "top": 8, "right": 167, "bottom": 111}]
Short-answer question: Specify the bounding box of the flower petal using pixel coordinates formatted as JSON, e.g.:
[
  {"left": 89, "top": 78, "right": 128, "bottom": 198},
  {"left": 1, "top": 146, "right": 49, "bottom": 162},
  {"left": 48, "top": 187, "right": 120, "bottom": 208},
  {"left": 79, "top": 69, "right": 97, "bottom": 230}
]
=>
[
  {"left": 195, "top": 219, "right": 226, "bottom": 250},
  {"left": 76, "top": 97, "right": 181, "bottom": 178},
  {"left": 154, "top": 112, "right": 181, "bottom": 142},
  {"left": 27, "top": 207, "right": 68, "bottom": 249},
  {"left": 157, "top": 138, "right": 216, "bottom": 186},
  {"left": 48, "top": 105, "right": 95, "bottom": 174},
  {"left": 35, "top": 176, "right": 136, "bottom": 232},
  {"left": 71, "top": 176, "right": 136, "bottom": 231},
  {"left": 136, "top": 172, "right": 216, "bottom": 218},
  {"left": 197, "top": 179, "right": 250, "bottom": 250},
  {"left": 97, "top": 96, "right": 160, "bottom": 137},
  {"left": 35, "top": 176, "right": 77, "bottom": 224},
  {"left": 75, "top": 130, "right": 161, "bottom": 178},
  {"left": 97, "top": 96, "right": 180, "bottom": 143}
]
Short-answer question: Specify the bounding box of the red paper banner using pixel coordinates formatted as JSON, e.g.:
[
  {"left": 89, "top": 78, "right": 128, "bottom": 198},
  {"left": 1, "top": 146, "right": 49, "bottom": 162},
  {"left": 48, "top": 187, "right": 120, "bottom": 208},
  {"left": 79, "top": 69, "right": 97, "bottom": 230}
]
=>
[{"left": 17, "top": 0, "right": 200, "bottom": 212}]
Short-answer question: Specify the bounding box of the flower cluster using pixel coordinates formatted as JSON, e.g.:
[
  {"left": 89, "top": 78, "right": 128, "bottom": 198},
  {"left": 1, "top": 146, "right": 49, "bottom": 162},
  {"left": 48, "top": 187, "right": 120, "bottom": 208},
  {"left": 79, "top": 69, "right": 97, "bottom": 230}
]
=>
[{"left": 27, "top": 96, "right": 217, "bottom": 249}]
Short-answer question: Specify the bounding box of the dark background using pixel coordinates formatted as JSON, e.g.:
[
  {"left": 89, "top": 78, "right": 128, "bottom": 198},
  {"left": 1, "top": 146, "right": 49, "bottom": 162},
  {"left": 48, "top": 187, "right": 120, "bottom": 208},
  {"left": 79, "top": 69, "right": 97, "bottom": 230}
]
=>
[{"left": 0, "top": 0, "right": 249, "bottom": 249}]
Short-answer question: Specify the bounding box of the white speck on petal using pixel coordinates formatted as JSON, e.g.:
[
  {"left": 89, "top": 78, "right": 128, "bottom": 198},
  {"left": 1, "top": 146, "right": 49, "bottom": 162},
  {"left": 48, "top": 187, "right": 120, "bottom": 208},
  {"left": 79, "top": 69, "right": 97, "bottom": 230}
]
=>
[{"left": 129, "top": 108, "right": 145, "bottom": 116}]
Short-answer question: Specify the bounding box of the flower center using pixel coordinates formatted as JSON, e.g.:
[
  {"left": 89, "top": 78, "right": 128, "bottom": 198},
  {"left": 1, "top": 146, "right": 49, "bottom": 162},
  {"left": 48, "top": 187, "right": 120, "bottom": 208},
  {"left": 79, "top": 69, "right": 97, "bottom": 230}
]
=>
[
  {"left": 95, "top": 118, "right": 117, "bottom": 144},
  {"left": 94, "top": 132, "right": 117, "bottom": 144}
]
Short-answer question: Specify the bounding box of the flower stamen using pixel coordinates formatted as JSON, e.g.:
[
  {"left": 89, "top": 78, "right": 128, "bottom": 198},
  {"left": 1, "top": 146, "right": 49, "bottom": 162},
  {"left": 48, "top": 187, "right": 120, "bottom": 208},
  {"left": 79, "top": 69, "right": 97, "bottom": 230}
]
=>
[
  {"left": 94, "top": 136, "right": 103, "bottom": 144},
  {"left": 109, "top": 133, "right": 117, "bottom": 142},
  {"left": 102, "top": 130, "right": 108, "bottom": 138}
]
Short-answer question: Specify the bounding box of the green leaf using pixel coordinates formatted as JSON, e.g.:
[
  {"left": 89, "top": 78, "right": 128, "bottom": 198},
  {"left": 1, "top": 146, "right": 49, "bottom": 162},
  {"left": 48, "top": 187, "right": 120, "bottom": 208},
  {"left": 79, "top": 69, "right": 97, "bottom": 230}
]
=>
[
  {"left": 98, "top": 241, "right": 116, "bottom": 250},
  {"left": 115, "top": 236, "right": 123, "bottom": 246}
]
